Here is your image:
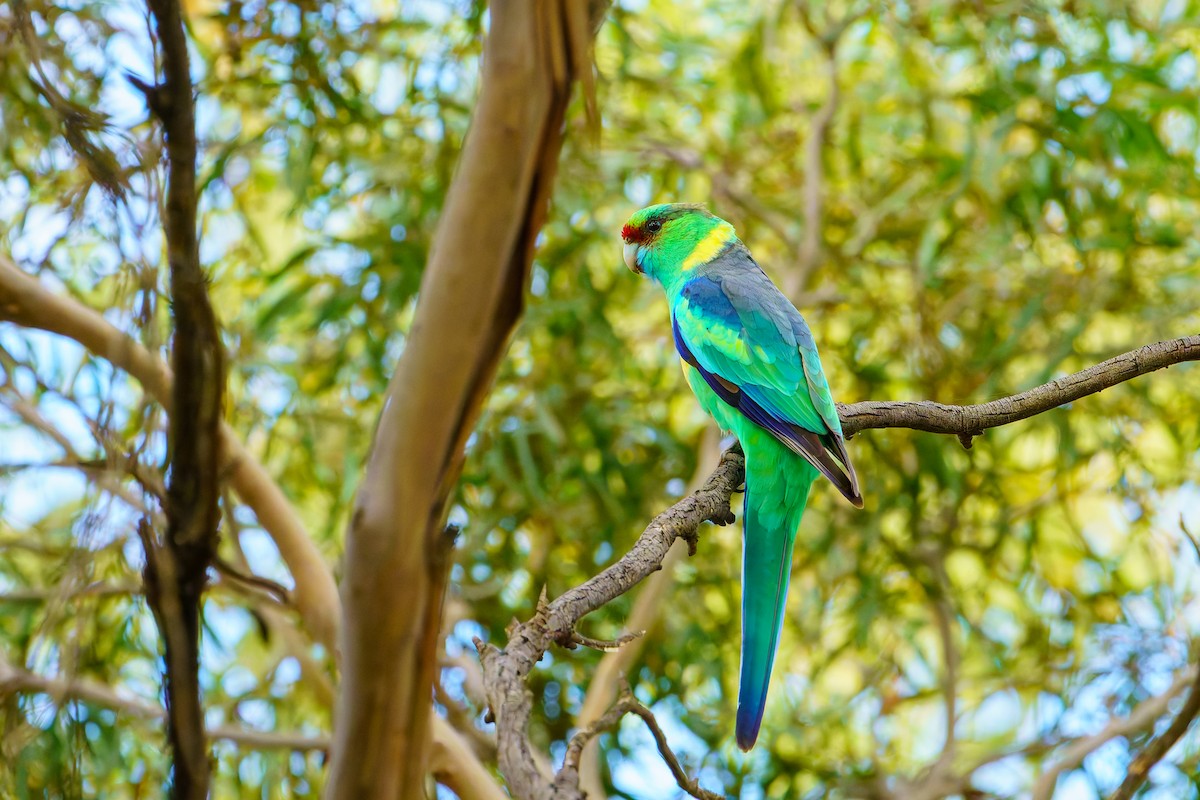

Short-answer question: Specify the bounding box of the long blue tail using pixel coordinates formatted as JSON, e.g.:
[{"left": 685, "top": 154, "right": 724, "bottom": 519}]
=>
[{"left": 735, "top": 478, "right": 810, "bottom": 751}]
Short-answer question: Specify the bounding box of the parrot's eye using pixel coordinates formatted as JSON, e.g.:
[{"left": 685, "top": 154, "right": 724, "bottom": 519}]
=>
[{"left": 646, "top": 220, "right": 663, "bottom": 234}]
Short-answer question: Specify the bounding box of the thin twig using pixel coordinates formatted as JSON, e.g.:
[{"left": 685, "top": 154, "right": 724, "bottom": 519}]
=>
[
  {"left": 566, "top": 630, "right": 644, "bottom": 652},
  {"left": 0, "top": 582, "right": 140, "bottom": 603},
  {"left": 625, "top": 701, "right": 723, "bottom": 800},
  {"left": 477, "top": 444, "right": 743, "bottom": 800},
  {"left": 557, "top": 695, "right": 635, "bottom": 784},
  {"left": 212, "top": 556, "right": 292, "bottom": 606},
  {"left": 556, "top": 690, "right": 721, "bottom": 800}
]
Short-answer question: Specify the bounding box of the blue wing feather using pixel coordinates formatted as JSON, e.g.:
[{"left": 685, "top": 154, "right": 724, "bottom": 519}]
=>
[{"left": 671, "top": 254, "right": 861, "bottom": 505}]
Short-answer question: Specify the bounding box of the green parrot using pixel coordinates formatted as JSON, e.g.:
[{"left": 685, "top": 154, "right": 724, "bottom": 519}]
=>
[{"left": 621, "top": 203, "right": 863, "bottom": 750}]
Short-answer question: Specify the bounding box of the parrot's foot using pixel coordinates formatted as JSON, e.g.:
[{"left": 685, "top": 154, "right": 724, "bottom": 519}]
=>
[
  {"left": 708, "top": 507, "right": 736, "bottom": 526},
  {"left": 685, "top": 501, "right": 734, "bottom": 552}
]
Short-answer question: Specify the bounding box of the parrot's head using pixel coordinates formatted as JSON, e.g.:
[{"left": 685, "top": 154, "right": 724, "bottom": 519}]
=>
[{"left": 621, "top": 203, "right": 735, "bottom": 284}]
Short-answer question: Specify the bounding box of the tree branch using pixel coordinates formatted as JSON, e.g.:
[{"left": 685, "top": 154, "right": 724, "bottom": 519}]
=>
[
  {"left": 326, "top": 2, "right": 606, "bottom": 798},
  {"left": 839, "top": 335, "right": 1200, "bottom": 443},
  {"left": 132, "top": 0, "right": 224, "bottom": 792},
  {"left": 789, "top": 6, "right": 844, "bottom": 296},
  {"left": 624, "top": 701, "right": 723, "bottom": 800},
  {"left": 566, "top": 630, "right": 644, "bottom": 652},
  {"left": 476, "top": 445, "right": 742, "bottom": 800},
  {"left": 555, "top": 690, "right": 721, "bottom": 800}
]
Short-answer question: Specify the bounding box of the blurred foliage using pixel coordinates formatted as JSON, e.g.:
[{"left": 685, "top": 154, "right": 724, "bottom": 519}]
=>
[{"left": 2, "top": 0, "right": 1200, "bottom": 798}]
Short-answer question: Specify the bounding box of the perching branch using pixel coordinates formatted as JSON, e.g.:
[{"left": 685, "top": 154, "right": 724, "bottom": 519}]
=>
[
  {"left": 839, "top": 335, "right": 1200, "bottom": 444},
  {"left": 131, "top": 0, "right": 224, "bottom": 794}
]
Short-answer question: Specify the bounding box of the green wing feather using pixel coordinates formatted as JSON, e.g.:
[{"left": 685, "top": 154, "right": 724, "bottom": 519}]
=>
[
  {"left": 671, "top": 251, "right": 860, "bottom": 505},
  {"left": 673, "top": 271, "right": 831, "bottom": 435}
]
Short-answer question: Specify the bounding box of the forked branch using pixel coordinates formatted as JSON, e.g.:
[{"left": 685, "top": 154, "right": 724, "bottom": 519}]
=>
[{"left": 555, "top": 688, "right": 721, "bottom": 800}]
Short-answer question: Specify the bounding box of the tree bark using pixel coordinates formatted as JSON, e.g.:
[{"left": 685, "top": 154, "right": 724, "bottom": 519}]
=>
[
  {"left": 132, "top": 0, "right": 225, "bottom": 795},
  {"left": 324, "top": 2, "right": 605, "bottom": 798}
]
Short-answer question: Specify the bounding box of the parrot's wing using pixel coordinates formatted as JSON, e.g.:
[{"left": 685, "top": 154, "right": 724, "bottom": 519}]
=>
[{"left": 673, "top": 263, "right": 862, "bottom": 507}]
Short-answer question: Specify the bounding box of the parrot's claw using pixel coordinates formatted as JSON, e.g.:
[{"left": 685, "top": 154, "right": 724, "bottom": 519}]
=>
[{"left": 709, "top": 508, "right": 736, "bottom": 527}]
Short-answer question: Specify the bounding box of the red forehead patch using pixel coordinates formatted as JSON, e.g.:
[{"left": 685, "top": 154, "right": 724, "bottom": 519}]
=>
[{"left": 621, "top": 223, "right": 645, "bottom": 243}]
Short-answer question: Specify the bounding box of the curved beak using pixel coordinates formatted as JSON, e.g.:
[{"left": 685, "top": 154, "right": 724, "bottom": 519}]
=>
[{"left": 623, "top": 241, "right": 643, "bottom": 274}]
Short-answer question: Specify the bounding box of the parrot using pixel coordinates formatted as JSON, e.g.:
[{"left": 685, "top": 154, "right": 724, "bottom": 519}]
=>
[{"left": 620, "top": 202, "right": 863, "bottom": 751}]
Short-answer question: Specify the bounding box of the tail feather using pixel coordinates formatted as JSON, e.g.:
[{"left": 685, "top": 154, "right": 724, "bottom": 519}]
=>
[{"left": 735, "top": 479, "right": 810, "bottom": 751}]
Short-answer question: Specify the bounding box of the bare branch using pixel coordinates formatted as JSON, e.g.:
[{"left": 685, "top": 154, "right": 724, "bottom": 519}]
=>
[
  {"left": 558, "top": 696, "right": 633, "bottom": 784},
  {"left": 565, "top": 630, "right": 644, "bottom": 653},
  {"left": 212, "top": 556, "right": 292, "bottom": 606},
  {"left": 840, "top": 335, "right": 1200, "bottom": 442},
  {"left": 790, "top": 14, "right": 838, "bottom": 294},
  {"left": 625, "top": 701, "right": 723, "bottom": 800},
  {"left": 133, "top": 0, "right": 225, "bottom": 792},
  {"left": 0, "top": 582, "right": 140, "bottom": 603}
]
